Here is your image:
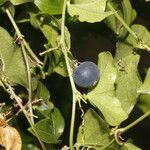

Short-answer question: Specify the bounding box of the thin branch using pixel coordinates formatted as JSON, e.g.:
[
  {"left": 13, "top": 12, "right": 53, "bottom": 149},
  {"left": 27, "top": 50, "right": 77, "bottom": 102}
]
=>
[
  {"left": 114, "top": 110, "right": 150, "bottom": 145},
  {"left": 5, "top": 9, "right": 43, "bottom": 65},
  {"left": 6, "top": 83, "right": 47, "bottom": 150},
  {"left": 39, "top": 45, "right": 60, "bottom": 56},
  {"left": 107, "top": 2, "right": 150, "bottom": 51},
  {"left": 121, "top": 110, "right": 150, "bottom": 133},
  {"left": 107, "top": 2, "right": 137, "bottom": 39},
  {"left": 21, "top": 43, "right": 34, "bottom": 124}
]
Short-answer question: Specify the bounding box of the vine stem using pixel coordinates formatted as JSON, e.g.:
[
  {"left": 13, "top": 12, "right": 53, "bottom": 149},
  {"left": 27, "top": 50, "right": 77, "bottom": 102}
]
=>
[
  {"left": 107, "top": 3, "right": 150, "bottom": 51},
  {"left": 6, "top": 7, "right": 34, "bottom": 124},
  {"left": 20, "top": 43, "right": 34, "bottom": 124},
  {"left": 114, "top": 110, "right": 150, "bottom": 145},
  {"left": 5, "top": 8, "right": 47, "bottom": 150},
  {"left": 107, "top": 2, "right": 137, "bottom": 40},
  {"left": 5, "top": 9, "right": 43, "bottom": 65},
  {"left": 61, "top": 0, "right": 77, "bottom": 149},
  {"left": 121, "top": 110, "right": 150, "bottom": 133},
  {"left": 7, "top": 83, "right": 47, "bottom": 150}
]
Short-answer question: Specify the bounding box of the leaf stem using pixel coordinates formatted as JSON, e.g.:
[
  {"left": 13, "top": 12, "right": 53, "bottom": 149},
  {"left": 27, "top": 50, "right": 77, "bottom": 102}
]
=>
[
  {"left": 5, "top": 9, "right": 43, "bottom": 65},
  {"left": 61, "top": 0, "right": 77, "bottom": 149},
  {"left": 107, "top": 2, "right": 137, "bottom": 40}
]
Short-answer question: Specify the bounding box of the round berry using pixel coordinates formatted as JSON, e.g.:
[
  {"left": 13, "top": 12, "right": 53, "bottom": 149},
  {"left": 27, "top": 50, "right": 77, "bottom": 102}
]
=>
[{"left": 73, "top": 61, "right": 100, "bottom": 88}]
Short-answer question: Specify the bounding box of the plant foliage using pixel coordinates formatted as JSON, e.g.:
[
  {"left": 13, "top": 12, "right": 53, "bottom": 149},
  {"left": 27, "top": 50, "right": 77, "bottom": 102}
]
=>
[{"left": 0, "top": 0, "right": 149, "bottom": 149}]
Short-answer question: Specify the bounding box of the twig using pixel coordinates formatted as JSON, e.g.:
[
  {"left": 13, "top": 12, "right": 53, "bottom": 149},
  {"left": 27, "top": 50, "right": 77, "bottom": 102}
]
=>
[
  {"left": 6, "top": 83, "right": 47, "bottom": 150},
  {"left": 107, "top": 2, "right": 150, "bottom": 51},
  {"left": 39, "top": 44, "right": 60, "bottom": 56},
  {"left": 20, "top": 43, "right": 34, "bottom": 124},
  {"left": 5, "top": 9, "right": 43, "bottom": 65},
  {"left": 113, "top": 110, "right": 150, "bottom": 145}
]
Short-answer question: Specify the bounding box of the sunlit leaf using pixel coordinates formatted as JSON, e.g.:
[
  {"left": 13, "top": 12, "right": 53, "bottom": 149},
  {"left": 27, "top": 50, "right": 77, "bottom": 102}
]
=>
[
  {"left": 34, "top": 0, "right": 64, "bottom": 15},
  {"left": 67, "top": 0, "right": 113, "bottom": 23},
  {"left": 115, "top": 45, "right": 142, "bottom": 114},
  {"left": 10, "top": 0, "right": 33, "bottom": 5},
  {"left": 87, "top": 52, "right": 127, "bottom": 126},
  {"left": 76, "top": 108, "right": 112, "bottom": 149},
  {"left": 126, "top": 24, "right": 150, "bottom": 50},
  {"left": 105, "top": 0, "right": 134, "bottom": 38}
]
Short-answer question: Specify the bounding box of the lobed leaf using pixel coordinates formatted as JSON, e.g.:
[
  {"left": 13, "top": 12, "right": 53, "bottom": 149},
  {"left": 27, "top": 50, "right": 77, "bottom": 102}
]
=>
[
  {"left": 87, "top": 52, "right": 127, "bottom": 126},
  {"left": 115, "top": 46, "right": 142, "bottom": 114},
  {"left": 76, "top": 108, "right": 112, "bottom": 148}
]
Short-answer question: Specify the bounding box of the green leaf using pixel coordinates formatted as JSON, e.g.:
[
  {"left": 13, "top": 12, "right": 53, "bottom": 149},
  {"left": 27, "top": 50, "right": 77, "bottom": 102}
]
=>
[
  {"left": 76, "top": 108, "right": 112, "bottom": 148},
  {"left": 0, "top": 0, "right": 6, "bottom": 6},
  {"left": 34, "top": 0, "right": 64, "bottom": 15},
  {"left": 54, "top": 60, "right": 68, "bottom": 77},
  {"left": 10, "top": 0, "right": 33, "bottom": 5},
  {"left": 121, "top": 142, "right": 142, "bottom": 150},
  {"left": 115, "top": 48, "right": 142, "bottom": 114},
  {"left": 126, "top": 24, "right": 150, "bottom": 50},
  {"left": 137, "top": 94, "right": 150, "bottom": 114},
  {"left": 105, "top": 0, "right": 134, "bottom": 38},
  {"left": 0, "top": 27, "right": 28, "bottom": 87},
  {"left": 29, "top": 107, "right": 65, "bottom": 144},
  {"left": 119, "top": 0, "right": 133, "bottom": 38},
  {"left": 34, "top": 102, "right": 54, "bottom": 119},
  {"left": 67, "top": 0, "right": 113, "bottom": 23},
  {"left": 35, "top": 81, "right": 50, "bottom": 102},
  {"left": 50, "top": 107, "right": 65, "bottom": 139},
  {"left": 87, "top": 52, "right": 127, "bottom": 126},
  {"left": 105, "top": 1, "right": 122, "bottom": 35},
  {"left": 137, "top": 68, "right": 150, "bottom": 94},
  {"left": 28, "top": 11, "right": 69, "bottom": 77},
  {"left": 115, "top": 42, "right": 134, "bottom": 60},
  {"left": 29, "top": 118, "right": 58, "bottom": 143}
]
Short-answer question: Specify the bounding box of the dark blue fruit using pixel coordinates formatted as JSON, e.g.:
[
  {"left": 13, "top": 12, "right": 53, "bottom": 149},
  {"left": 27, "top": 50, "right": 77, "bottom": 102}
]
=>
[{"left": 73, "top": 61, "right": 100, "bottom": 88}]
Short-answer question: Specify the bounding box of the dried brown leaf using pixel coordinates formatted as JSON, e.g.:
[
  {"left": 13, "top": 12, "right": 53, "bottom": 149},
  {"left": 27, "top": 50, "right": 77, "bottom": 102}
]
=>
[{"left": 0, "top": 119, "right": 22, "bottom": 150}]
